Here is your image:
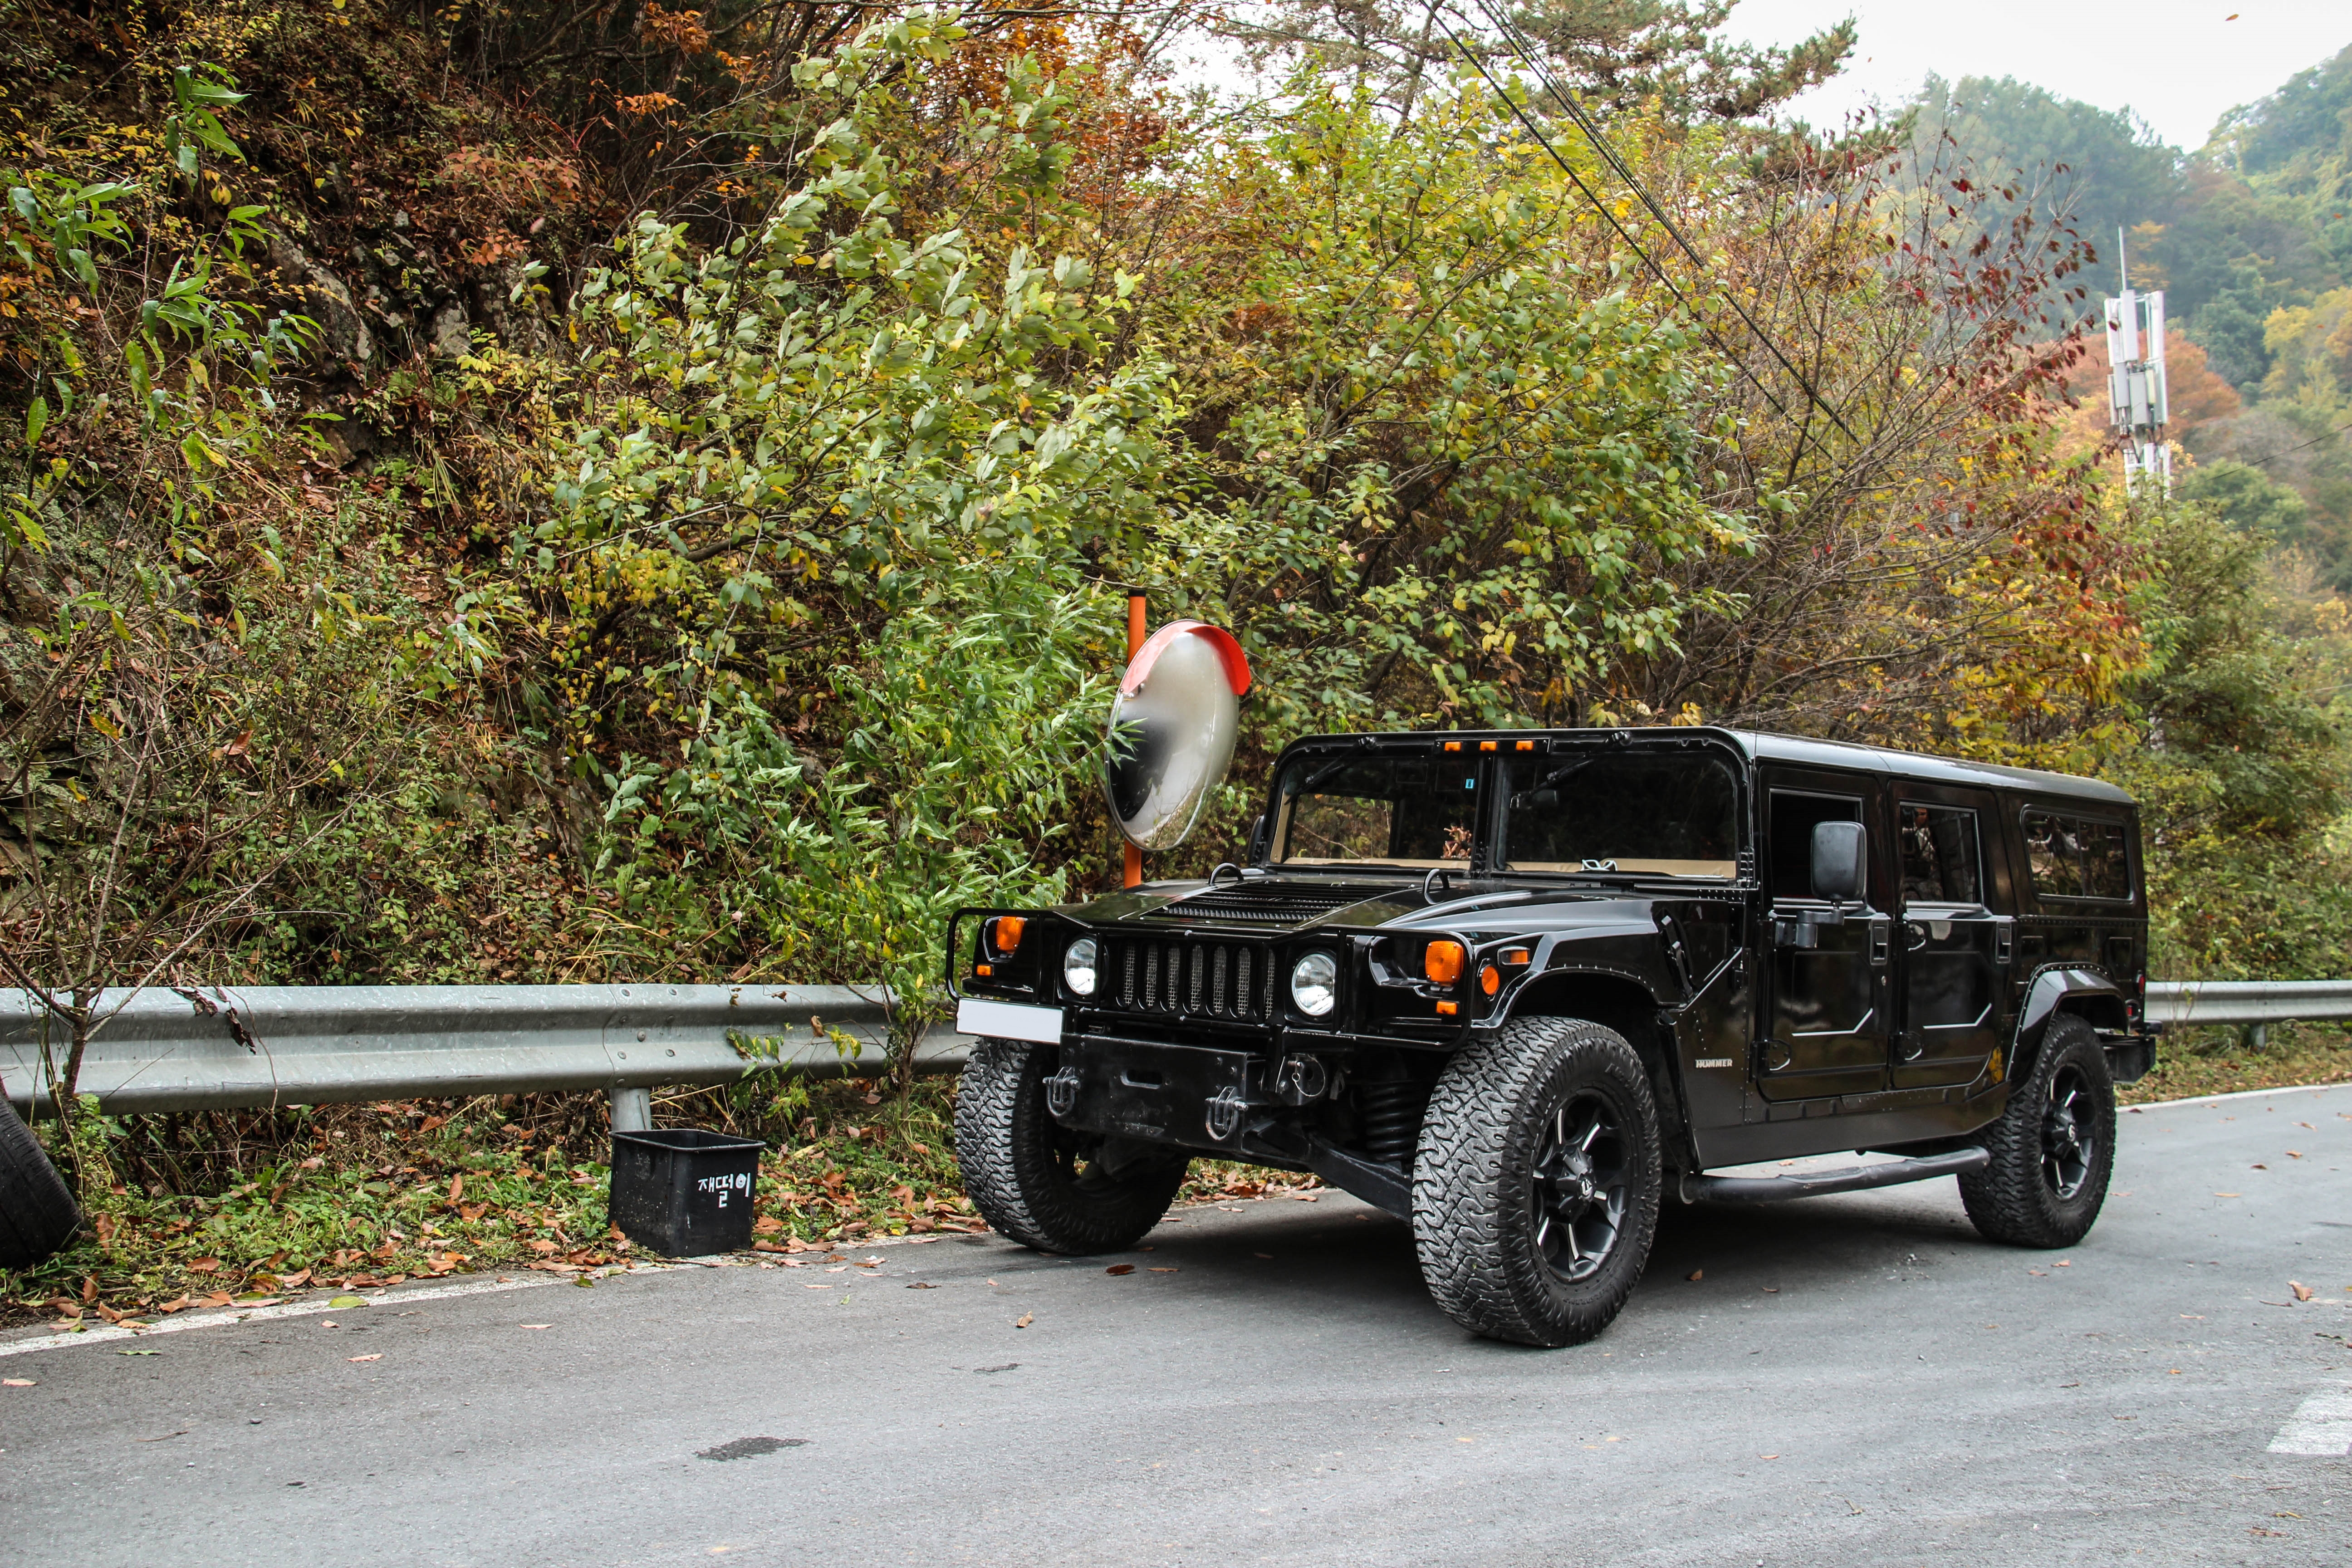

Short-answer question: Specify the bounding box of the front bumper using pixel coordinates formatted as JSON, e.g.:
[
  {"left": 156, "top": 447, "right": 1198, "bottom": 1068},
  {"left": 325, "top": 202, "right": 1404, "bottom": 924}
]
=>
[{"left": 1046, "top": 1035, "right": 1269, "bottom": 1156}]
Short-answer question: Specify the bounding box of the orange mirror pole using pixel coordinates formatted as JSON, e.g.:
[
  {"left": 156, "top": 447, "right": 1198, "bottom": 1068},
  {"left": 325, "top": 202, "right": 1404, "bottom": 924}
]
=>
[{"left": 1123, "top": 589, "right": 1146, "bottom": 889}]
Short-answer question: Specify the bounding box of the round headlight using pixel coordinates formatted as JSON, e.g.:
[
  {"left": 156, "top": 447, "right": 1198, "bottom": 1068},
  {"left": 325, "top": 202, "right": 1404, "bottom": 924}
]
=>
[
  {"left": 1290, "top": 951, "right": 1339, "bottom": 1017},
  {"left": 1063, "top": 937, "right": 1099, "bottom": 997}
]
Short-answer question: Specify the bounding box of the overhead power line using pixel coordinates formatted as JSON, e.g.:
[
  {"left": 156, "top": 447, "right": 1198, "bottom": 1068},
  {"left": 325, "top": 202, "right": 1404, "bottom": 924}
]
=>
[{"left": 1447, "top": 1, "right": 1860, "bottom": 445}]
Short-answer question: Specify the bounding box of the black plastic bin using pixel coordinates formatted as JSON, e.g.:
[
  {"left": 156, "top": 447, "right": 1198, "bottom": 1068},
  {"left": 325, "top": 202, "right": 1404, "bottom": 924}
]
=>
[{"left": 608, "top": 1129, "right": 765, "bottom": 1257}]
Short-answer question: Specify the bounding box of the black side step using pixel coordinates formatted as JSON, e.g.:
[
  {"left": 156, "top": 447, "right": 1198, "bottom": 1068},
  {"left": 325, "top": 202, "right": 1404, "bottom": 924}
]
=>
[
  {"left": 1306, "top": 1136, "right": 1412, "bottom": 1219},
  {"left": 1680, "top": 1147, "right": 1989, "bottom": 1204}
]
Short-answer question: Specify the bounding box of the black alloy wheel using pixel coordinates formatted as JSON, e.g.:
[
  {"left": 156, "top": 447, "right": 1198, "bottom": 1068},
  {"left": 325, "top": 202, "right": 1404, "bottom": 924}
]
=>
[
  {"left": 1413, "top": 1016, "right": 1662, "bottom": 1347},
  {"left": 1959, "top": 1012, "right": 2116, "bottom": 1248},
  {"left": 1530, "top": 1092, "right": 1629, "bottom": 1283},
  {"left": 2041, "top": 1062, "right": 2097, "bottom": 1200}
]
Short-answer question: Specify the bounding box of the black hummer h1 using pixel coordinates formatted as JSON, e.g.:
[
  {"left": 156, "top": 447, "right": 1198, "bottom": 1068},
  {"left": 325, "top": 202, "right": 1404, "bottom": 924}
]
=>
[{"left": 950, "top": 727, "right": 2157, "bottom": 1346}]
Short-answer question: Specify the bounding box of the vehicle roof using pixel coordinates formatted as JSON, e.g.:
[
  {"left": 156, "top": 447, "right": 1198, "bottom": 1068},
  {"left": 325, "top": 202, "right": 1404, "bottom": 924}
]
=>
[
  {"left": 1728, "top": 730, "right": 2133, "bottom": 807},
  {"left": 1279, "top": 726, "right": 2134, "bottom": 807}
]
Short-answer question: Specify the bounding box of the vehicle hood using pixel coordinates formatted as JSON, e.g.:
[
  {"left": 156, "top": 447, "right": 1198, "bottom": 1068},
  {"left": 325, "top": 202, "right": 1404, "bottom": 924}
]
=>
[{"left": 1055, "top": 874, "right": 1656, "bottom": 942}]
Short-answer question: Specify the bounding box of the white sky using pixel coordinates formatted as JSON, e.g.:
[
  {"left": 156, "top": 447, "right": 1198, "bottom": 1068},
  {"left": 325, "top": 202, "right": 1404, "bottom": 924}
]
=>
[{"left": 1724, "top": 0, "right": 2352, "bottom": 149}]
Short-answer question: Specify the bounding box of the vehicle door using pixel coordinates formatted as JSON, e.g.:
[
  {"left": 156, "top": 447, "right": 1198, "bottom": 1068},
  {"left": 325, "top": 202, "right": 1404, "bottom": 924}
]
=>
[
  {"left": 1890, "top": 789, "right": 2007, "bottom": 1090},
  {"left": 1758, "top": 776, "right": 1892, "bottom": 1102}
]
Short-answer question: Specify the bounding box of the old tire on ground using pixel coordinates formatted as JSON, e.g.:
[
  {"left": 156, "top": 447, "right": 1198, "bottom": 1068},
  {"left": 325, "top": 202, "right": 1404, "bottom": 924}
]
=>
[
  {"left": 954, "top": 1037, "right": 1189, "bottom": 1255},
  {"left": 1960, "top": 1013, "right": 2115, "bottom": 1248},
  {"left": 1411, "top": 1017, "right": 1662, "bottom": 1347},
  {"left": 0, "top": 1095, "right": 82, "bottom": 1270}
]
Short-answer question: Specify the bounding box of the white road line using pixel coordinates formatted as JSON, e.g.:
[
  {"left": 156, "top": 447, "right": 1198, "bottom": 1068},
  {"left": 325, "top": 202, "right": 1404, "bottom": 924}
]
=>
[
  {"left": 0, "top": 1273, "right": 557, "bottom": 1360},
  {"left": 2268, "top": 1382, "right": 2352, "bottom": 1456},
  {"left": 2132, "top": 1082, "right": 2352, "bottom": 1110}
]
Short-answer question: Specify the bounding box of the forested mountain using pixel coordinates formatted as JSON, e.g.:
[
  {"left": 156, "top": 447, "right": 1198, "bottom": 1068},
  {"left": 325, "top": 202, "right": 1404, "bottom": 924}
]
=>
[
  {"left": 3, "top": 0, "right": 2348, "bottom": 1080},
  {"left": 1910, "top": 48, "right": 2352, "bottom": 573}
]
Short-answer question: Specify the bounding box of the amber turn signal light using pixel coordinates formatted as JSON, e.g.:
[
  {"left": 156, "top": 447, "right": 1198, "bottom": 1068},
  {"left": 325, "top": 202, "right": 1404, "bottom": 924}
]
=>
[
  {"left": 1442, "top": 740, "right": 1462, "bottom": 752},
  {"left": 1436, "top": 1000, "right": 1459, "bottom": 1017},
  {"left": 1500, "top": 947, "right": 1531, "bottom": 966},
  {"left": 1480, "top": 964, "right": 1501, "bottom": 996},
  {"left": 984, "top": 915, "right": 1025, "bottom": 959},
  {"left": 975, "top": 963, "right": 994, "bottom": 977},
  {"left": 1424, "top": 939, "right": 1466, "bottom": 986}
]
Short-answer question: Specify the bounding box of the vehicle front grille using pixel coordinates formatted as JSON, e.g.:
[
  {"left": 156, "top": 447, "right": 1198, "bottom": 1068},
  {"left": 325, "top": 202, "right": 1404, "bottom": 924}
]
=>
[{"left": 1102, "top": 937, "right": 1279, "bottom": 1023}]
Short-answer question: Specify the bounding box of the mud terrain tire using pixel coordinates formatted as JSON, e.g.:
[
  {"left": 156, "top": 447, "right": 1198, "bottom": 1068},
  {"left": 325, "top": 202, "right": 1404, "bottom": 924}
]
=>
[
  {"left": 1960, "top": 1013, "right": 2115, "bottom": 1248},
  {"left": 955, "top": 1038, "right": 1189, "bottom": 1255},
  {"left": 1412, "top": 1017, "right": 1662, "bottom": 1347},
  {"left": 0, "top": 1095, "right": 81, "bottom": 1270}
]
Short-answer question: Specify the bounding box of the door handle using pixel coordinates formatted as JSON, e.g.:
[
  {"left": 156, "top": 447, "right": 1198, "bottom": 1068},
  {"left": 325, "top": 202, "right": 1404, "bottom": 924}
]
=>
[{"left": 1870, "top": 922, "right": 1891, "bottom": 966}]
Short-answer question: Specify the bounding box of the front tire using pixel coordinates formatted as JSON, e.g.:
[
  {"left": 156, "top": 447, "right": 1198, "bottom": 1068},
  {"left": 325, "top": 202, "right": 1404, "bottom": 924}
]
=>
[
  {"left": 954, "top": 1038, "right": 1189, "bottom": 1255},
  {"left": 1960, "top": 1013, "right": 2115, "bottom": 1248},
  {"left": 1412, "top": 1018, "right": 1663, "bottom": 1347}
]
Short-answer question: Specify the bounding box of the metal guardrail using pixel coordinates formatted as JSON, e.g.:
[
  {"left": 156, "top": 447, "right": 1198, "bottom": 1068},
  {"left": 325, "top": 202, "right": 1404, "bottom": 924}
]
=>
[
  {"left": 2145, "top": 980, "right": 2352, "bottom": 1029},
  {"left": 0, "top": 979, "right": 2340, "bottom": 1126},
  {"left": 0, "top": 985, "right": 972, "bottom": 1129}
]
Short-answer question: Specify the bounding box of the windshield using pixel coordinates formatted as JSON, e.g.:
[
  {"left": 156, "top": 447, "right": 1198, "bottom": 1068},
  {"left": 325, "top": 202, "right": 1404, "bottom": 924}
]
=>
[
  {"left": 1504, "top": 753, "right": 1740, "bottom": 878},
  {"left": 1273, "top": 754, "right": 1480, "bottom": 867}
]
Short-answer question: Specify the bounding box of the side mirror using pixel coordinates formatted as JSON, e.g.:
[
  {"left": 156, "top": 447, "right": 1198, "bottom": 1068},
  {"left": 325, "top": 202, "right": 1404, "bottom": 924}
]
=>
[
  {"left": 1247, "top": 813, "right": 1270, "bottom": 863},
  {"left": 1811, "top": 820, "right": 1867, "bottom": 905}
]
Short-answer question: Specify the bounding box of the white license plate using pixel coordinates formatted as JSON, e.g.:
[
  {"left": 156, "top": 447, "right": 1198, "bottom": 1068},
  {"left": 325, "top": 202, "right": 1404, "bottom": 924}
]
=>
[{"left": 956, "top": 997, "right": 1065, "bottom": 1044}]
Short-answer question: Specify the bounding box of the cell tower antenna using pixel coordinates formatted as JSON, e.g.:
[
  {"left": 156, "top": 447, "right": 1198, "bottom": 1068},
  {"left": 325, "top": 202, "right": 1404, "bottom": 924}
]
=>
[{"left": 2104, "top": 244, "right": 2170, "bottom": 494}]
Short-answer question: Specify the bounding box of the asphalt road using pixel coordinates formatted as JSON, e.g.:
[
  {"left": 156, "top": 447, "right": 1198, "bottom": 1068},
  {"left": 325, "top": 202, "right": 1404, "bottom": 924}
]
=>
[{"left": 4, "top": 1084, "right": 2348, "bottom": 1568}]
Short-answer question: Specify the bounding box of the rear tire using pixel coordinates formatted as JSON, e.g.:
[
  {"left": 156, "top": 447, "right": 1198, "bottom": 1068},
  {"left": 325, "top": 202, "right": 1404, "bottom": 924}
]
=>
[
  {"left": 0, "top": 1096, "right": 82, "bottom": 1271},
  {"left": 954, "top": 1038, "right": 1189, "bottom": 1255},
  {"left": 1960, "top": 1014, "right": 2114, "bottom": 1248},
  {"left": 1412, "top": 1018, "right": 1662, "bottom": 1347}
]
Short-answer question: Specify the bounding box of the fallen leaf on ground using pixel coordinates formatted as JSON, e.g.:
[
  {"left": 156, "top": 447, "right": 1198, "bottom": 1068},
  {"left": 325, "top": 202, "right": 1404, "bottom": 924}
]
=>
[
  {"left": 2053, "top": 1260, "right": 2070, "bottom": 1268},
  {"left": 802, "top": 1283, "right": 830, "bottom": 1290},
  {"left": 2253, "top": 1164, "right": 2268, "bottom": 1170},
  {"left": 2287, "top": 1151, "right": 2303, "bottom": 1159},
  {"left": 1759, "top": 1454, "right": 1779, "bottom": 1460},
  {"left": 1106, "top": 1264, "right": 1135, "bottom": 1276},
  {"left": 1254, "top": 1253, "right": 1274, "bottom": 1260},
  {"left": 3, "top": 1378, "right": 34, "bottom": 1387},
  {"left": 1014, "top": 1314, "right": 1033, "bottom": 1328},
  {"left": 118, "top": 1348, "right": 158, "bottom": 1357},
  {"left": 2214, "top": 1192, "right": 2240, "bottom": 1198},
  {"left": 1292, "top": 1193, "right": 1319, "bottom": 1202},
  {"left": 1150, "top": 1267, "right": 1177, "bottom": 1273},
  {"left": 520, "top": 1324, "right": 552, "bottom": 1330},
  {"left": 907, "top": 1282, "right": 936, "bottom": 1290},
  {"left": 752, "top": 1240, "right": 788, "bottom": 1253},
  {"left": 183, "top": 1260, "right": 218, "bottom": 1276},
  {"left": 2292, "top": 1282, "right": 2315, "bottom": 1301},
  {"left": 1686, "top": 1269, "right": 1704, "bottom": 1282},
  {"left": 327, "top": 1295, "right": 367, "bottom": 1308},
  {"left": 348, "top": 1353, "right": 382, "bottom": 1362}
]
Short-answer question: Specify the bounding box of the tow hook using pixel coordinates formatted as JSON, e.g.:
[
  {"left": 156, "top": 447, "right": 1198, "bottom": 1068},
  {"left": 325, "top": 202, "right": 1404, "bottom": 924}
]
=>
[
  {"left": 1205, "top": 1085, "right": 1247, "bottom": 1141},
  {"left": 1275, "top": 1054, "right": 1329, "bottom": 1103},
  {"left": 1044, "top": 1067, "right": 1081, "bottom": 1117}
]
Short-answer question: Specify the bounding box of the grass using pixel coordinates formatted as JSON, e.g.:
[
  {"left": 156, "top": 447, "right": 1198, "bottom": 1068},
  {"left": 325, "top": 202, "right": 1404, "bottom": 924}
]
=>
[
  {"left": 10, "top": 1027, "right": 2340, "bottom": 1330},
  {"left": 2121, "top": 1021, "right": 2352, "bottom": 1105},
  {"left": 0, "top": 1072, "right": 1311, "bottom": 1330}
]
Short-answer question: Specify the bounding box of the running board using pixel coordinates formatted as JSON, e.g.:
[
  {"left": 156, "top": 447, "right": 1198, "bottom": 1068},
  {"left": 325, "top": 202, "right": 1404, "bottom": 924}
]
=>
[
  {"left": 1680, "top": 1147, "right": 1989, "bottom": 1204},
  {"left": 1306, "top": 1136, "right": 1412, "bottom": 1219}
]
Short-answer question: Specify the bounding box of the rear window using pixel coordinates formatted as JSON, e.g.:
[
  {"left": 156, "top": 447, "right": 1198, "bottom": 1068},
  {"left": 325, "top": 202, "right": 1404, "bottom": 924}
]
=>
[{"left": 2020, "top": 808, "right": 2133, "bottom": 902}]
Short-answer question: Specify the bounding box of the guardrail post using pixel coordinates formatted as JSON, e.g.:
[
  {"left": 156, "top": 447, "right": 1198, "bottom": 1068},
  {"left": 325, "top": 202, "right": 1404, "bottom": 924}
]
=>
[
  {"left": 2240, "top": 1022, "right": 2269, "bottom": 1053},
  {"left": 610, "top": 1085, "right": 652, "bottom": 1132}
]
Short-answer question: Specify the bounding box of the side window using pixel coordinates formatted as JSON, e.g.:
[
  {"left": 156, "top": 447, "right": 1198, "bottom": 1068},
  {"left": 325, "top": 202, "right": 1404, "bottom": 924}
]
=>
[
  {"left": 1767, "top": 791, "right": 1861, "bottom": 899},
  {"left": 1896, "top": 804, "right": 1981, "bottom": 905},
  {"left": 2021, "top": 808, "right": 2134, "bottom": 902}
]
